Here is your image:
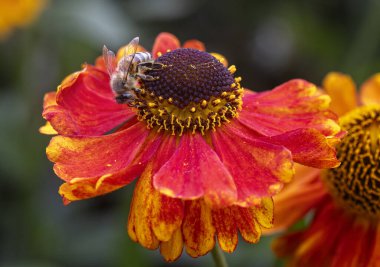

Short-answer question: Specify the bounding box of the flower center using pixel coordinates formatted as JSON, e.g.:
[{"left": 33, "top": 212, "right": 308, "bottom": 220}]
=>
[
  {"left": 130, "top": 48, "right": 243, "bottom": 135},
  {"left": 323, "top": 106, "right": 380, "bottom": 218}
]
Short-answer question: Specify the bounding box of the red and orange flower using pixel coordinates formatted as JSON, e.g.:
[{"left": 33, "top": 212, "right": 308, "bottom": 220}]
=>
[
  {"left": 271, "top": 72, "right": 380, "bottom": 267},
  {"left": 40, "top": 32, "right": 341, "bottom": 261}
]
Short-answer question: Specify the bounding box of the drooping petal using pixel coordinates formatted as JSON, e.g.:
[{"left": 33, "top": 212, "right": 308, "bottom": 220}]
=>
[
  {"left": 128, "top": 164, "right": 160, "bottom": 250},
  {"left": 212, "top": 207, "right": 238, "bottom": 253},
  {"left": 150, "top": 135, "right": 184, "bottom": 242},
  {"left": 322, "top": 72, "right": 358, "bottom": 116},
  {"left": 160, "top": 229, "right": 184, "bottom": 262},
  {"left": 233, "top": 206, "right": 262, "bottom": 243},
  {"left": 152, "top": 32, "right": 180, "bottom": 59},
  {"left": 128, "top": 136, "right": 184, "bottom": 249},
  {"left": 153, "top": 133, "right": 237, "bottom": 208},
  {"left": 239, "top": 80, "right": 341, "bottom": 138},
  {"left": 212, "top": 121, "right": 294, "bottom": 207},
  {"left": 360, "top": 73, "right": 380, "bottom": 106},
  {"left": 182, "top": 39, "right": 206, "bottom": 51},
  {"left": 43, "top": 65, "right": 134, "bottom": 136},
  {"left": 182, "top": 200, "right": 216, "bottom": 257},
  {"left": 251, "top": 197, "right": 274, "bottom": 229},
  {"left": 262, "top": 128, "right": 340, "bottom": 168},
  {"left": 267, "top": 165, "right": 326, "bottom": 233}
]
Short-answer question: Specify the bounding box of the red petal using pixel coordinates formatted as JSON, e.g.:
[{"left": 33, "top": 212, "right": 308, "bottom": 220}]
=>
[
  {"left": 239, "top": 80, "right": 341, "bottom": 137},
  {"left": 273, "top": 199, "right": 352, "bottom": 266},
  {"left": 211, "top": 122, "right": 294, "bottom": 207},
  {"left": 128, "top": 162, "right": 184, "bottom": 249},
  {"left": 153, "top": 133, "right": 237, "bottom": 208},
  {"left": 49, "top": 122, "right": 161, "bottom": 202},
  {"left": 182, "top": 200, "right": 216, "bottom": 257},
  {"left": 268, "top": 165, "right": 326, "bottom": 233},
  {"left": 182, "top": 39, "right": 206, "bottom": 51},
  {"left": 233, "top": 206, "right": 262, "bottom": 243},
  {"left": 262, "top": 128, "right": 340, "bottom": 168},
  {"left": 43, "top": 64, "right": 134, "bottom": 136},
  {"left": 212, "top": 208, "right": 238, "bottom": 253},
  {"left": 152, "top": 32, "right": 180, "bottom": 59},
  {"left": 160, "top": 229, "right": 184, "bottom": 262}
]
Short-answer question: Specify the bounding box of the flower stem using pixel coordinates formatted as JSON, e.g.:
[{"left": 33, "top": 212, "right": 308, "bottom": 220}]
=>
[{"left": 211, "top": 245, "right": 229, "bottom": 267}]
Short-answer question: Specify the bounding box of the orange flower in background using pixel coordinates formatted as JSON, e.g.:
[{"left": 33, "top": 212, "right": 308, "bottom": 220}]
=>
[
  {"left": 271, "top": 72, "right": 380, "bottom": 267},
  {"left": 0, "top": 0, "right": 46, "bottom": 39},
  {"left": 40, "top": 32, "right": 341, "bottom": 261}
]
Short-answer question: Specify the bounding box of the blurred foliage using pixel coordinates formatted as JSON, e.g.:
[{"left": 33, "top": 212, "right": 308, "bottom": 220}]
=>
[{"left": 1, "top": 0, "right": 380, "bottom": 266}]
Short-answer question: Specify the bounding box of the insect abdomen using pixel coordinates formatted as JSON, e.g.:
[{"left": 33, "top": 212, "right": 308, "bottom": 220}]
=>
[{"left": 133, "top": 52, "right": 152, "bottom": 63}]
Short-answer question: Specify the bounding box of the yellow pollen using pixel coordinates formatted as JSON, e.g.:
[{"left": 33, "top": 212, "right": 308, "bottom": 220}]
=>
[
  {"left": 201, "top": 100, "right": 208, "bottom": 108},
  {"left": 323, "top": 105, "right": 380, "bottom": 218},
  {"left": 168, "top": 97, "right": 173, "bottom": 103},
  {"left": 235, "top": 77, "right": 242, "bottom": 83},
  {"left": 228, "top": 65, "right": 237, "bottom": 74},
  {"left": 157, "top": 52, "right": 162, "bottom": 57},
  {"left": 148, "top": 102, "right": 157, "bottom": 108},
  {"left": 190, "top": 107, "right": 196, "bottom": 113},
  {"left": 212, "top": 99, "right": 221, "bottom": 106}
]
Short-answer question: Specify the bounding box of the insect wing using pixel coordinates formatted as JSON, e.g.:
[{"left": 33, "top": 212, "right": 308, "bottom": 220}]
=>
[
  {"left": 102, "top": 45, "right": 117, "bottom": 75},
  {"left": 121, "top": 37, "right": 139, "bottom": 78},
  {"left": 124, "top": 37, "right": 139, "bottom": 57}
]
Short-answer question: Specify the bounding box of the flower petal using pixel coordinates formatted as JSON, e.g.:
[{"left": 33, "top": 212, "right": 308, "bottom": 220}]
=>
[
  {"left": 212, "top": 207, "right": 238, "bottom": 253},
  {"left": 368, "top": 224, "right": 380, "bottom": 267},
  {"left": 251, "top": 197, "right": 274, "bottom": 229},
  {"left": 331, "top": 217, "right": 376, "bottom": 267},
  {"left": 182, "top": 39, "right": 206, "bottom": 51},
  {"left": 360, "top": 73, "right": 380, "bottom": 106},
  {"left": 239, "top": 80, "right": 341, "bottom": 137},
  {"left": 262, "top": 128, "right": 340, "bottom": 168},
  {"left": 43, "top": 65, "right": 134, "bottom": 136},
  {"left": 152, "top": 32, "right": 180, "bottom": 59},
  {"left": 233, "top": 206, "right": 262, "bottom": 243},
  {"left": 48, "top": 121, "right": 148, "bottom": 181},
  {"left": 127, "top": 164, "right": 160, "bottom": 250},
  {"left": 212, "top": 122, "right": 294, "bottom": 207},
  {"left": 267, "top": 165, "right": 326, "bottom": 233},
  {"left": 160, "top": 229, "right": 184, "bottom": 262},
  {"left": 50, "top": 122, "right": 161, "bottom": 202},
  {"left": 153, "top": 133, "right": 237, "bottom": 208},
  {"left": 322, "top": 72, "right": 358, "bottom": 116},
  {"left": 182, "top": 200, "right": 216, "bottom": 257},
  {"left": 39, "top": 121, "right": 58, "bottom": 135},
  {"left": 273, "top": 200, "right": 351, "bottom": 266},
  {"left": 151, "top": 135, "right": 184, "bottom": 242}
]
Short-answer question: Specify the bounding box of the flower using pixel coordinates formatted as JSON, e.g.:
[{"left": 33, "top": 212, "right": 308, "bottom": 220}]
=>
[
  {"left": 271, "top": 72, "right": 380, "bottom": 267},
  {"left": 41, "top": 32, "right": 341, "bottom": 261},
  {"left": 0, "top": 0, "right": 46, "bottom": 39}
]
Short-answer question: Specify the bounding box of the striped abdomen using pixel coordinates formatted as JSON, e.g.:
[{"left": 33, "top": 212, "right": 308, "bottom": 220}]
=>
[{"left": 132, "top": 52, "right": 152, "bottom": 63}]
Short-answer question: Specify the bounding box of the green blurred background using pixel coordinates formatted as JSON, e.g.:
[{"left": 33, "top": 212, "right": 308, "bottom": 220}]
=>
[{"left": 1, "top": 0, "right": 380, "bottom": 266}]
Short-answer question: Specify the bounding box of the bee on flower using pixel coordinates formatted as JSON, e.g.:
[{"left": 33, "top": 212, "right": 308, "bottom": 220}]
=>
[
  {"left": 270, "top": 72, "right": 380, "bottom": 267},
  {"left": 40, "top": 32, "right": 342, "bottom": 261}
]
